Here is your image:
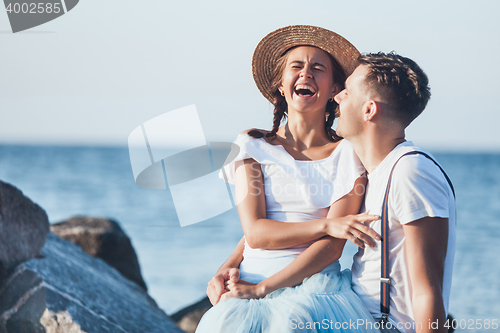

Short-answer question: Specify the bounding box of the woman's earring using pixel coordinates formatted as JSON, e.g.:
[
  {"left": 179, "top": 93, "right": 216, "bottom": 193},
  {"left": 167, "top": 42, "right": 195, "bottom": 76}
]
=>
[
  {"left": 280, "top": 90, "right": 285, "bottom": 97},
  {"left": 329, "top": 97, "right": 334, "bottom": 102}
]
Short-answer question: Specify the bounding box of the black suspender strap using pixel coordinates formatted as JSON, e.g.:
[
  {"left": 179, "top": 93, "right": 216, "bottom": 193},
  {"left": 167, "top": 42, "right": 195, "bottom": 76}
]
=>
[{"left": 380, "top": 151, "right": 455, "bottom": 322}]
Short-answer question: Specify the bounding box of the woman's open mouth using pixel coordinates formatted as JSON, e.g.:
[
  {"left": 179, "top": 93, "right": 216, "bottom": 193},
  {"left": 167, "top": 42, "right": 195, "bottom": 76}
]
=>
[{"left": 294, "top": 84, "right": 316, "bottom": 98}]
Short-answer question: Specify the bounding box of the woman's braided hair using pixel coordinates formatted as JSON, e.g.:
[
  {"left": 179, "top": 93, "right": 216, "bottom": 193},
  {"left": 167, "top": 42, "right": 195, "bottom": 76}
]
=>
[{"left": 249, "top": 46, "right": 346, "bottom": 142}]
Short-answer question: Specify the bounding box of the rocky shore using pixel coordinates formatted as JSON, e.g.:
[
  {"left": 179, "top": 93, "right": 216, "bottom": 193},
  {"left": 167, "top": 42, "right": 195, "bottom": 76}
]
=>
[{"left": 0, "top": 181, "right": 207, "bottom": 333}]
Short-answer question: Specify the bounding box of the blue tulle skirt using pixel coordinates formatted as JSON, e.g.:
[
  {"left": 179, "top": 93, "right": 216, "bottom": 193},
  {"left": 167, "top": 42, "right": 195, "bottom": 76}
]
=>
[{"left": 196, "top": 268, "right": 378, "bottom": 333}]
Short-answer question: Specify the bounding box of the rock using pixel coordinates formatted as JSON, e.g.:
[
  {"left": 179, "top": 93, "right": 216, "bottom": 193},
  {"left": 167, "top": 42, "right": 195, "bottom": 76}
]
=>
[
  {"left": 40, "top": 309, "right": 86, "bottom": 333},
  {"left": 0, "top": 233, "right": 184, "bottom": 333},
  {"left": 0, "top": 181, "right": 49, "bottom": 277},
  {"left": 0, "top": 266, "right": 46, "bottom": 333},
  {"left": 171, "top": 297, "right": 212, "bottom": 333},
  {"left": 50, "top": 216, "right": 147, "bottom": 290}
]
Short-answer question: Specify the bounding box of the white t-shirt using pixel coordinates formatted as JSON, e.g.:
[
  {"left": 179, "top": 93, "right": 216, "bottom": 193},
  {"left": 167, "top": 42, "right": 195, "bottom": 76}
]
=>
[{"left": 351, "top": 141, "right": 456, "bottom": 333}]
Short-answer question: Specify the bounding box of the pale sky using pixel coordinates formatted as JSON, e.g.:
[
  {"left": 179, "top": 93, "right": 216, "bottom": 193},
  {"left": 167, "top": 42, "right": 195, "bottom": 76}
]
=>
[{"left": 1, "top": 0, "right": 499, "bottom": 151}]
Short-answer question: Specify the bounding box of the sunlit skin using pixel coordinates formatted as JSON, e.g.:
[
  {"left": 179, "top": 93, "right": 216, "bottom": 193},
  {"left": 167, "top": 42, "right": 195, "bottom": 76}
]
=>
[
  {"left": 334, "top": 64, "right": 370, "bottom": 141},
  {"left": 334, "top": 65, "right": 406, "bottom": 173},
  {"left": 260, "top": 46, "right": 340, "bottom": 160},
  {"left": 270, "top": 46, "right": 341, "bottom": 161},
  {"left": 280, "top": 46, "right": 339, "bottom": 117}
]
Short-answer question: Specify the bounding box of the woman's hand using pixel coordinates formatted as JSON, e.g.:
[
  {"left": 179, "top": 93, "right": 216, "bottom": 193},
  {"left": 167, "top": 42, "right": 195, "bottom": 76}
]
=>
[
  {"left": 220, "top": 279, "right": 265, "bottom": 301},
  {"left": 324, "top": 213, "right": 381, "bottom": 248},
  {"left": 206, "top": 267, "right": 240, "bottom": 305}
]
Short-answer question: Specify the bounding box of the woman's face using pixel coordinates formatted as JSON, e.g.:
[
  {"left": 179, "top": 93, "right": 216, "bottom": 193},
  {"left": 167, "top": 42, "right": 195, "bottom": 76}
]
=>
[{"left": 279, "top": 46, "right": 340, "bottom": 115}]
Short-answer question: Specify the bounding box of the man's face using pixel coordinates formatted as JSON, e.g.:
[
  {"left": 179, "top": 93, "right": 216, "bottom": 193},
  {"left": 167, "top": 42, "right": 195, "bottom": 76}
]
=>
[{"left": 334, "top": 65, "right": 370, "bottom": 139}]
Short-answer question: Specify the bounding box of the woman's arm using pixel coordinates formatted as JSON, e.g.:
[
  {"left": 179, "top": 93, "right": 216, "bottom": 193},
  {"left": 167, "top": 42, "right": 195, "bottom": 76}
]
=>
[
  {"left": 206, "top": 236, "right": 244, "bottom": 305},
  {"left": 255, "top": 175, "right": 370, "bottom": 296},
  {"left": 222, "top": 176, "right": 377, "bottom": 300},
  {"left": 235, "top": 158, "right": 379, "bottom": 249},
  {"left": 208, "top": 157, "right": 378, "bottom": 304}
]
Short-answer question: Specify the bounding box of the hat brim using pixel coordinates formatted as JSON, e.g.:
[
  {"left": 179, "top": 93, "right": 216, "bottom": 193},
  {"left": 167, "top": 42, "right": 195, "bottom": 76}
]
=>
[{"left": 252, "top": 25, "right": 360, "bottom": 104}]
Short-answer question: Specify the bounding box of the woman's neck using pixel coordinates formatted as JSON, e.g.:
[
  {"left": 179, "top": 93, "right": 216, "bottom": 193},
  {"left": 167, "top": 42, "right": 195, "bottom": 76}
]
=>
[{"left": 278, "top": 110, "right": 329, "bottom": 150}]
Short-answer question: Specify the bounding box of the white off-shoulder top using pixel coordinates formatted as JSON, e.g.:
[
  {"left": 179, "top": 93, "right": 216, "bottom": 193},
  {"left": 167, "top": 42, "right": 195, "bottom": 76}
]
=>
[{"left": 219, "top": 134, "right": 365, "bottom": 281}]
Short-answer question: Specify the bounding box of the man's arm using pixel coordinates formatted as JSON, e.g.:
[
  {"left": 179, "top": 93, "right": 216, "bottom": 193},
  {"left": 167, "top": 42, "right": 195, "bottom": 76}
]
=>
[{"left": 403, "top": 217, "right": 448, "bottom": 333}]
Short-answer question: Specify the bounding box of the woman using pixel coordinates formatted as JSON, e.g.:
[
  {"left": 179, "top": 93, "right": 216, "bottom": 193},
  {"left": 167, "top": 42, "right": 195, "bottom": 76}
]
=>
[{"left": 196, "top": 25, "right": 379, "bottom": 333}]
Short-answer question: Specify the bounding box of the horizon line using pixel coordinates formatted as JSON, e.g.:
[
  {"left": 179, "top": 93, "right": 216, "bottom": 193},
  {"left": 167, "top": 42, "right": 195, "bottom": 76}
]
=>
[{"left": 1, "top": 140, "right": 499, "bottom": 154}]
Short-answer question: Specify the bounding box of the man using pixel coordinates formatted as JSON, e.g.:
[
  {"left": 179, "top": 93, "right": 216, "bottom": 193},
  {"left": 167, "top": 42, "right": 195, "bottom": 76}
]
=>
[{"left": 334, "top": 52, "right": 456, "bottom": 333}]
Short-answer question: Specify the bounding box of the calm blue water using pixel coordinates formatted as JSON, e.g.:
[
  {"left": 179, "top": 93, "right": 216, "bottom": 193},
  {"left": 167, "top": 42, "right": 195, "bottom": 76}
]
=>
[{"left": 0, "top": 145, "right": 499, "bottom": 331}]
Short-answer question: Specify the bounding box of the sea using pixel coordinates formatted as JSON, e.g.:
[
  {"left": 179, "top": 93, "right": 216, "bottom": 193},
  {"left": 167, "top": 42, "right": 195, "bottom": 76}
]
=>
[{"left": 0, "top": 144, "right": 499, "bottom": 332}]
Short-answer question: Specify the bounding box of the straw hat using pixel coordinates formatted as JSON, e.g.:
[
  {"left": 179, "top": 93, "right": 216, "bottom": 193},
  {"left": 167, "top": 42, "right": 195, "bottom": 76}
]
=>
[{"left": 252, "top": 25, "right": 360, "bottom": 103}]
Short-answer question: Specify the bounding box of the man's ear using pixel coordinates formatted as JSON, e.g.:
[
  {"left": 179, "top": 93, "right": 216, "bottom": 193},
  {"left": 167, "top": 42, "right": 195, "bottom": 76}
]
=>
[{"left": 363, "top": 100, "right": 378, "bottom": 121}]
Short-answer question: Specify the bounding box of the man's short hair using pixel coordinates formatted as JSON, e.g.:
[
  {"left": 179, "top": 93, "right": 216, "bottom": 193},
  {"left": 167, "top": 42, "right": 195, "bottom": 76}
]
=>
[{"left": 358, "top": 52, "right": 431, "bottom": 127}]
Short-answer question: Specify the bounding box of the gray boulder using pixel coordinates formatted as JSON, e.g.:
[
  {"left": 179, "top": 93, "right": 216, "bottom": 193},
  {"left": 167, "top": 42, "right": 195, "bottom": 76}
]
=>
[
  {"left": 0, "top": 266, "right": 46, "bottom": 333},
  {"left": 0, "top": 181, "right": 49, "bottom": 279},
  {"left": 50, "top": 217, "right": 147, "bottom": 290},
  {"left": 0, "top": 233, "right": 184, "bottom": 333},
  {"left": 171, "top": 297, "right": 211, "bottom": 333}
]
